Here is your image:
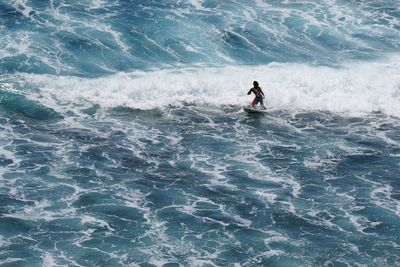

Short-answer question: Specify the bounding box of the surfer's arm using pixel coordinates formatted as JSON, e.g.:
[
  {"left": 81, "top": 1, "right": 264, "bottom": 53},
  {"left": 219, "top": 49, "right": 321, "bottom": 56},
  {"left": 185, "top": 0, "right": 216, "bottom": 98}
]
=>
[
  {"left": 260, "top": 88, "right": 265, "bottom": 98},
  {"left": 247, "top": 88, "right": 253, "bottom": 95}
]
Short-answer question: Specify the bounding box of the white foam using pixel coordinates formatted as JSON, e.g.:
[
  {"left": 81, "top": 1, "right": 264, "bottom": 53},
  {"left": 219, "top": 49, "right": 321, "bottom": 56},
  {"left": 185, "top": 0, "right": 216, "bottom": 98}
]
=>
[
  {"left": 42, "top": 252, "right": 56, "bottom": 267},
  {"left": 188, "top": 148, "right": 238, "bottom": 190},
  {"left": 0, "top": 235, "right": 11, "bottom": 248},
  {"left": 90, "top": 0, "right": 106, "bottom": 10},
  {"left": 22, "top": 54, "right": 400, "bottom": 117},
  {"left": 371, "top": 184, "right": 400, "bottom": 217},
  {"left": 0, "top": 125, "right": 21, "bottom": 168},
  {"left": 5, "top": 199, "right": 57, "bottom": 221},
  {"left": 13, "top": 0, "right": 34, "bottom": 17},
  {"left": 255, "top": 190, "right": 277, "bottom": 204},
  {"left": 189, "top": 0, "right": 204, "bottom": 10},
  {"left": 81, "top": 215, "right": 114, "bottom": 232}
]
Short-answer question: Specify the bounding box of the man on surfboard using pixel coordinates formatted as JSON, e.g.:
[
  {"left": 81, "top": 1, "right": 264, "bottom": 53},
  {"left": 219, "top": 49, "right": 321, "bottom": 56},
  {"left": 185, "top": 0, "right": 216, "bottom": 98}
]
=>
[{"left": 247, "top": 81, "right": 266, "bottom": 109}]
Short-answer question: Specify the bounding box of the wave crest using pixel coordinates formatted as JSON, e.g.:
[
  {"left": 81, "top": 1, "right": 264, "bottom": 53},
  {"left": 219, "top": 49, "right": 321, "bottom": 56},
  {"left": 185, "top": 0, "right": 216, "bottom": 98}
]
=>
[{"left": 22, "top": 55, "right": 400, "bottom": 117}]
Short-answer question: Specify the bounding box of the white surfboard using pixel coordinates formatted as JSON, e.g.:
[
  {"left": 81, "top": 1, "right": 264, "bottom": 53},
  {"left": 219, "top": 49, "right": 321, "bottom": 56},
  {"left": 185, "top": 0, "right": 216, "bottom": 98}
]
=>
[{"left": 243, "top": 105, "right": 267, "bottom": 113}]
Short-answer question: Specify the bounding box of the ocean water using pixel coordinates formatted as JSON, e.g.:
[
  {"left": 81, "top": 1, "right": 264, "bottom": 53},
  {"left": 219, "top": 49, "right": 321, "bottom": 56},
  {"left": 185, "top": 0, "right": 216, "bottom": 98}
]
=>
[{"left": 0, "top": 0, "right": 400, "bottom": 266}]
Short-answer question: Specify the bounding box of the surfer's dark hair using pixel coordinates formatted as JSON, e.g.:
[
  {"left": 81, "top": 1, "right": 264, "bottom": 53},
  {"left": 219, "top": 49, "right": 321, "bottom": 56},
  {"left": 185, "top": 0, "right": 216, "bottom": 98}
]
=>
[{"left": 253, "top": 81, "right": 259, "bottom": 86}]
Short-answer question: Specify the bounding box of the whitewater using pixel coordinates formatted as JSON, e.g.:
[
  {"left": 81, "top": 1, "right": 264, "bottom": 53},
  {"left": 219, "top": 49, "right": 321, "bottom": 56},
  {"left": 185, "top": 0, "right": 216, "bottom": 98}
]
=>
[{"left": 0, "top": 0, "right": 399, "bottom": 266}]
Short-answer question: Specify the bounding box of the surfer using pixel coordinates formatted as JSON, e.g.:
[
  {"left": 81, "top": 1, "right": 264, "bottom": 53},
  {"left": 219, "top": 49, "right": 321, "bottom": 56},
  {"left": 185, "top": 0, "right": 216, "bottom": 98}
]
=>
[{"left": 247, "top": 81, "right": 266, "bottom": 109}]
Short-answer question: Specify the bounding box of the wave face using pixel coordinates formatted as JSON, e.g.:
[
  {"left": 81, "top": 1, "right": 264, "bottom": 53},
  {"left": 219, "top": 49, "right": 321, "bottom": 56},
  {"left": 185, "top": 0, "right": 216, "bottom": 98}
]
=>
[{"left": 1, "top": 1, "right": 400, "bottom": 266}]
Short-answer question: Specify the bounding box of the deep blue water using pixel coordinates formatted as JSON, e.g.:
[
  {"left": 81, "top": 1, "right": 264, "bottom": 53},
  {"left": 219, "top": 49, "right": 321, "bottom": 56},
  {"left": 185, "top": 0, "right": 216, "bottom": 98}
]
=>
[{"left": 1, "top": 0, "right": 400, "bottom": 266}]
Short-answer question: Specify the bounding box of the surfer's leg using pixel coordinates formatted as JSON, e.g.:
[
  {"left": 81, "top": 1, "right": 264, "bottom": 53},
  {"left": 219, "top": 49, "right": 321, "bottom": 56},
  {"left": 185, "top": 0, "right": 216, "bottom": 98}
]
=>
[
  {"left": 254, "top": 96, "right": 261, "bottom": 107},
  {"left": 260, "top": 98, "right": 266, "bottom": 109}
]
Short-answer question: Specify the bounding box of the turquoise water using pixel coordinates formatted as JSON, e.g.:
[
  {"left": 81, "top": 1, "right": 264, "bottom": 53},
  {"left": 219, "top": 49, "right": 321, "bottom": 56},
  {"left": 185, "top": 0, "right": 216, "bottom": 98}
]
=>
[{"left": 1, "top": 1, "right": 400, "bottom": 266}]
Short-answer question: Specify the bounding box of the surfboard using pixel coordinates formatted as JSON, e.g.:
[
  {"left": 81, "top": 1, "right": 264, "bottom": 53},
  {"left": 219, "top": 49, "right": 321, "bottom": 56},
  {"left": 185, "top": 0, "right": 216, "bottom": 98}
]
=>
[{"left": 243, "top": 106, "right": 267, "bottom": 113}]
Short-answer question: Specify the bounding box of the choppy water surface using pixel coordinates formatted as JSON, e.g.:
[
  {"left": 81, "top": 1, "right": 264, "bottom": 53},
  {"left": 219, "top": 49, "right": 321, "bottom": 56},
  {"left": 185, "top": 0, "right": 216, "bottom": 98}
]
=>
[{"left": 1, "top": 0, "right": 400, "bottom": 266}]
